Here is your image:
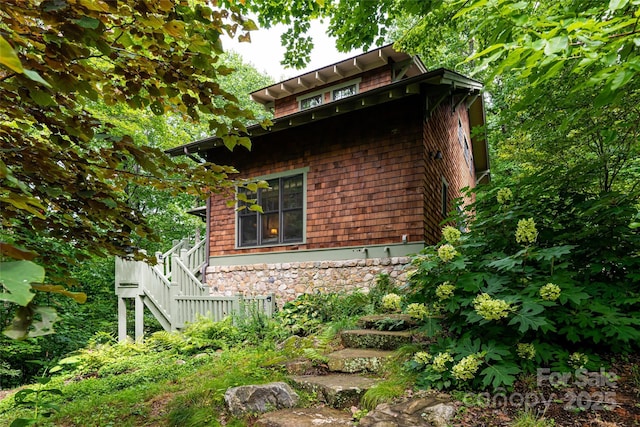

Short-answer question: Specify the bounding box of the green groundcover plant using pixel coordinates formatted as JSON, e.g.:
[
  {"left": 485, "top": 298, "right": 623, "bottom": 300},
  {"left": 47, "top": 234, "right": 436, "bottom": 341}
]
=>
[{"left": 404, "top": 181, "right": 640, "bottom": 390}]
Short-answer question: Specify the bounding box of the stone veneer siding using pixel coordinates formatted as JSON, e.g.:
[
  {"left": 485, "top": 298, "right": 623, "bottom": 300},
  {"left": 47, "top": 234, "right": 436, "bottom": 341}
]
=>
[{"left": 206, "top": 257, "right": 411, "bottom": 305}]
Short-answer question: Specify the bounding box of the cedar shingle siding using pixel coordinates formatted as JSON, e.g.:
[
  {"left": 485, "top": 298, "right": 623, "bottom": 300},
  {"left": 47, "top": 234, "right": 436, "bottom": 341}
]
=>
[{"left": 207, "top": 93, "right": 475, "bottom": 257}]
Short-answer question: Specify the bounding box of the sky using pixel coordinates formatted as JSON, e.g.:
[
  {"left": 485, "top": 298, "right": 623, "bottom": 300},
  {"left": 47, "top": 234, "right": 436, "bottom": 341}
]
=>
[{"left": 222, "top": 20, "right": 360, "bottom": 82}]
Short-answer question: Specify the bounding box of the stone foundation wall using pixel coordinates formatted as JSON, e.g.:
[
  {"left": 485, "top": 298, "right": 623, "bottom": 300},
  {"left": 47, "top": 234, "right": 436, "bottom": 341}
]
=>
[{"left": 205, "top": 257, "right": 411, "bottom": 305}]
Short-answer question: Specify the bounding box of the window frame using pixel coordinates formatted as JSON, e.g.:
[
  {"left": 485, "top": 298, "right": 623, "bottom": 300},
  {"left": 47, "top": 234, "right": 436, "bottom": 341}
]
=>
[
  {"left": 458, "top": 117, "right": 474, "bottom": 176},
  {"left": 441, "top": 177, "right": 449, "bottom": 218},
  {"left": 297, "top": 78, "right": 362, "bottom": 111},
  {"left": 236, "top": 168, "right": 308, "bottom": 249}
]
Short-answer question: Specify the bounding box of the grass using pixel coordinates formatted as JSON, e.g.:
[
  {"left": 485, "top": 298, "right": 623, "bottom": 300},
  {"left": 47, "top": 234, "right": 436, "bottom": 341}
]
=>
[
  {"left": 0, "top": 339, "right": 287, "bottom": 427},
  {"left": 510, "top": 410, "right": 556, "bottom": 427}
]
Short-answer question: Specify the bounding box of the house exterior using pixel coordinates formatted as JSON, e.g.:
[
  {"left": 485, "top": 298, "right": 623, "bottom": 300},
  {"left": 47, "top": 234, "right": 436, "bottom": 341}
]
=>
[{"left": 167, "top": 44, "right": 489, "bottom": 304}]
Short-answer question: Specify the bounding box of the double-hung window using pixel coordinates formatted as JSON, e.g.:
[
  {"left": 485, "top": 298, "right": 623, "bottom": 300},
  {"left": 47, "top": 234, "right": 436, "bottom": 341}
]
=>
[{"left": 238, "top": 172, "right": 305, "bottom": 247}]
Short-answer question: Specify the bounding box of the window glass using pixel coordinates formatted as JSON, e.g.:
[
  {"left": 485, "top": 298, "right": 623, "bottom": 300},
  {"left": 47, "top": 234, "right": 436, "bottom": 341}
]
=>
[
  {"left": 283, "top": 210, "right": 303, "bottom": 242},
  {"left": 239, "top": 214, "right": 257, "bottom": 246},
  {"left": 333, "top": 84, "right": 356, "bottom": 101},
  {"left": 262, "top": 180, "right": 279, "bottom": 212},
  {"left": 238, "top": 173, "right": 304, "bottom": 247},
  {"left": 283, "top": 175, "right": 303, "bottom": 209},
  {"left": 300, "top": 95, "right": 322, "bottom": 110}
]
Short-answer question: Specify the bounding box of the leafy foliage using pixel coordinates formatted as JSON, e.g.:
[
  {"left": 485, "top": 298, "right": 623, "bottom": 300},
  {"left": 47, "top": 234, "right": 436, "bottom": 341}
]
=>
[
  {"left": 277, "top": 275, "right": 395, "bottom": 335},
  {"left": 1, "top": 0, "right": 271, "bottom": 337},
  {"left": 405, "top": 183, "right": 640, "bottom": 390}
]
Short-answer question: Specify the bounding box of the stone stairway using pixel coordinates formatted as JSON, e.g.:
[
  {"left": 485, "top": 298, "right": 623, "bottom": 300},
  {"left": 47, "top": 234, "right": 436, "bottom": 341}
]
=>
[{"left": 256, "top": 314, "right": 417, "bottom": 426}]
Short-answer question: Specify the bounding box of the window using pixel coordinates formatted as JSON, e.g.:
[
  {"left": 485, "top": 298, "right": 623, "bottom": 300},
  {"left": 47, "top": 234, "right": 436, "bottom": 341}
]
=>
[
  {"left": 458, "top": 118, "right": 473, "bottom": 175},
  {"left": 238, "top": 173, "right": 305, "bottom": 247},
  {"left": 333, "top": 84, "right": 356, "bottom": 101},
  {"left": 300, "top": 94, "right": 323, "bottom": 110},
  {"left": 441, "top": 178, "right": 449, "bottom": 218},
  {"left": 297, "top": 78, "right": 361, "bottom": 111}
]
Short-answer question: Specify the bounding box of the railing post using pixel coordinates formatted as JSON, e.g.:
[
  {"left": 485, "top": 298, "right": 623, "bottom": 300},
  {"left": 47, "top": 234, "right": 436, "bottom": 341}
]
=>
[
  {"left": 233, "top": 293, "right": 242, "bottom": 317},
  {"left": 169, "top": 282, "right": 179, "bottom": 331},
  {"left": 155, "top": 251, "right": 164, "bottom": 275},
  {"left": 180, "top": 248, "right": 189, "bottom": 264},
  {"left": 117, "top": 297, "right": 127, "bottom": 342},
  {"left": 135, "top": 294, "right": 144, "bottom": 340}
]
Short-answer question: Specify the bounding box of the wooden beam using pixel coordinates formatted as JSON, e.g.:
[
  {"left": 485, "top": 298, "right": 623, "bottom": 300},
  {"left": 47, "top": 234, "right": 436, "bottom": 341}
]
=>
[
  {"left": 353, "top": 58, "right": 363, "bottom": 71},
  {"left": 315, "top": 71, "right": 326, "bottom": 84},
  {"left": 333, "top": 65, "right": 343, "bottom": 78},
  {"left": 280, "top": 83, "right": 292, "bottom": 94},
  {"left": 377, "top": 49, "right": 388, "bottom": 65},
  {"left": 297, "top": 77, "right": 309, "bottom": 89}
]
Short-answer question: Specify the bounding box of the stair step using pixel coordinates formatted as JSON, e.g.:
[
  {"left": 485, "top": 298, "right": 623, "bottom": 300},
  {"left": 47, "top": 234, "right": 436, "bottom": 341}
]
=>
[
  {"left": 255, "top": 407, "right": 354, "bottom": 426},
  {"left": 326, "top": 348, "right": 394, "bottom": 374},
  {"left": 357, "top": 314, "right": 418, "bottom": 331},
  {"left": 341, "top": 329, "right": 413, "bottom": 350},
  {"left": 290, "top": 374, "right": 381, "bottom": 409}
]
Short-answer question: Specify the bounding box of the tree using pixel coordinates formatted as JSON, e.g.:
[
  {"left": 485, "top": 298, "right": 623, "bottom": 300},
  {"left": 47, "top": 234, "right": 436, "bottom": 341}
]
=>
[
  {"left": 243, "top": 0, "right": 640, "bottom": 192},
  {"left": 1, "top": 0, "right": 268, "bottom": 338}
]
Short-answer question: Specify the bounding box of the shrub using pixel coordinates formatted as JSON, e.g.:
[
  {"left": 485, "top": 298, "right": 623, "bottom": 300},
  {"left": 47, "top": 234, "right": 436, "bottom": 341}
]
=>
[{"left": 406, "top": 182, "right": 640, "bottom": 390}]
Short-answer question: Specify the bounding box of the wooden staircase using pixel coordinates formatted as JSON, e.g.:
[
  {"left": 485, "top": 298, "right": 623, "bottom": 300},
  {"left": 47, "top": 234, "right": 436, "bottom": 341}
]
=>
[{"left": 115, "top": 238, "right": 276, "bottom": 342}]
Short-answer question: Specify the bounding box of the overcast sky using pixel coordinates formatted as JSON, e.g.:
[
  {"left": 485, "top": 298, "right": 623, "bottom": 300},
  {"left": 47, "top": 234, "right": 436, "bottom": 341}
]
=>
[{"left": 222, "top": 20, "right": 360, "bottom": 82}]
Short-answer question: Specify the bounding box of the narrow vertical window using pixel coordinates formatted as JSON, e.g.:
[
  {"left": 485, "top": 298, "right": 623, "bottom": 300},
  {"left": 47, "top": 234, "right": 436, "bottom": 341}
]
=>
[{"left": 441, "top": 178, "right": 449, "bottom": 218}]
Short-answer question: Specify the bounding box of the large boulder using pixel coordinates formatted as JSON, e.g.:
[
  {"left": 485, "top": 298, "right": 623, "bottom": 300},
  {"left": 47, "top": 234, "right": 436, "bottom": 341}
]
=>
[{"left": 224, "top": 382, "right": 299, "bottom": 416}]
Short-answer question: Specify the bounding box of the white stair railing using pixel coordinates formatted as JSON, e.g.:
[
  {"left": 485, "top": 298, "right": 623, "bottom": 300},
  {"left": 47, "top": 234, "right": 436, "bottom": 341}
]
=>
[{"left": 115, "top": 236, "right": 277, "bottom": 341}]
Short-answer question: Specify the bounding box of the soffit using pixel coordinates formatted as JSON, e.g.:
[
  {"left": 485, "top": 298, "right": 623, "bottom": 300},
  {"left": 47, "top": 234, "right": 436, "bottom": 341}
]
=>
[{"left": 250, "top": 44, "right": 427, "bottom": 104}]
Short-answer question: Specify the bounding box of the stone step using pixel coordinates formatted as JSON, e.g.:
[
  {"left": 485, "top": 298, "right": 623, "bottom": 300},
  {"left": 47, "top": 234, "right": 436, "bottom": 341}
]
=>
[
  {"left": 290, "top": 374, "right": 381, "bottom": 409},
  {"left": 357, "top": 314, "right": 418, "bottom": 331},
  {"left": 341, "top": 329, "right": 413, "bottom": 350},
  {"left": 326, "top": 348, "right": 394, "bottom": 374},
  {"left": 255, "top": 407, "right": 354, "bottom": 426}
]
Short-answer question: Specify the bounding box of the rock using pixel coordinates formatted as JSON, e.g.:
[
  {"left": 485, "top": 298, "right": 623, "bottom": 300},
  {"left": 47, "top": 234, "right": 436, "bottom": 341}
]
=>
[
  {"left": 356, "top": 314, "right": 418, "bottom": 331},
  {"left": 340, "top": 329, "right": 413, "bottom": 350},
  {"left": 326, "top": 348, "right": 394, "bottom": 373},
  {"left": 422, "top": 402, "right": 456, "bottom": 427},
  {"left": 224, "top": 382, "right": 299, "bottom": 416},
  {"left": 358, "top": 395, "right": 455, "bottom": 427},
  {"left": 290, "top": 374, "right": 380, "bottom": 409},
  {"left": 255, "top": 407, "right": 354, "bottom": 426}
]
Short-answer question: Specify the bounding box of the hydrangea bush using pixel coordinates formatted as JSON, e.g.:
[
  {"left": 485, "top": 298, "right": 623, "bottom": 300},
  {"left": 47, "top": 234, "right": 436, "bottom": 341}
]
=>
[{"left": 405, "top": 183, "right": 640, "bottom": 390}]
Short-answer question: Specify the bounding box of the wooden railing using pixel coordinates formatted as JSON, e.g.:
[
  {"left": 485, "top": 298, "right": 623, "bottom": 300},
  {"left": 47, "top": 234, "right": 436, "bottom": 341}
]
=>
[
  {"left": 115, "top": 239, "right": 276, "bottom": 341},
  {"left": 172, "top": 294, "right": 275, "bottom": 330}
]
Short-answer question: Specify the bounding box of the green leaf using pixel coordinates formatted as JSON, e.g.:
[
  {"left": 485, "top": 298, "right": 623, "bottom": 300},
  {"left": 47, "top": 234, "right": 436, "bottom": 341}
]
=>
[
  {"left": 0, "top": 261, "right": 43, "bottom": 306},
  {"left": 74, "top": 16, "right": 100, "bottom": 29},
  {"left": 22, "top": 69, "right": 52, "bottom": 88},
  {"left": 29, "top": 89, "right": 55, "bottom": 106},
  {"left": 532, "top": 245, "right": 574, "bottom": 261},
  {"left": 0, "top": 35, "right": 23, "bottom": 73},
  {"left": 508, "top": 301, "right": 548, "bottom": 333},
  {"left": 480, "top": 362, "right": 521, "bottom": 388},
  {"left": 609, "top": 0, "right": 629, "bottom": 10},
  {"left": 4, "top": 305, "right": 59, "bottom": 339},
  {"left": 487, "top": 255, "right": 522, "bottom": 271},
  {"left": 9, "top": 417, "right": 37, "bottom": 427},
  {"left": 544, "top": 36, "right": 568, "bottom": 55}
]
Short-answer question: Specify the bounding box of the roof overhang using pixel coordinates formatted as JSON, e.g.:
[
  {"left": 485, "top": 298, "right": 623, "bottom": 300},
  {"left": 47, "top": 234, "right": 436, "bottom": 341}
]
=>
[
  {"left": 250, "top": 44, "right": 427, "bottom": 105},
  {"left": 166, "top": 68, "right": 484, "bottom": 158}
]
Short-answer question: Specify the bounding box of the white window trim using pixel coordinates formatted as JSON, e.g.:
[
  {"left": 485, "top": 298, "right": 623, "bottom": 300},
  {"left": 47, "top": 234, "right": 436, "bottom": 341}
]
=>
[
  {"left": 330, "top": 78, "right": 361, "bottom": 101},
  {"left": 297, "top": 78, "right": 362, "bottom": 111},
  {"left": 235, "top": 167, "right": 309, "bottom": 249}
]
